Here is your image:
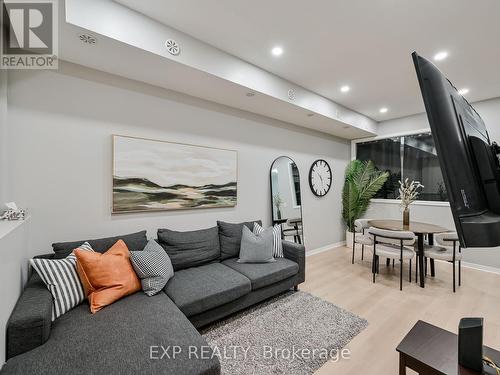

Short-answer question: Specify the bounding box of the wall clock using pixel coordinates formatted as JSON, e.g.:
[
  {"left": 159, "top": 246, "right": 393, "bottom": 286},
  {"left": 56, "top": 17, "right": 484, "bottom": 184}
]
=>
[{"left": 309, "top": 159, "right": 332, "bottom": 197}]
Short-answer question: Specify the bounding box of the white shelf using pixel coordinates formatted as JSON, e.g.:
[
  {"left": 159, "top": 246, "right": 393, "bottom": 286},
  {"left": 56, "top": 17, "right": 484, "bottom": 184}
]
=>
[{"left": 0, "top": 217, "right": 29, "bottom": 241}]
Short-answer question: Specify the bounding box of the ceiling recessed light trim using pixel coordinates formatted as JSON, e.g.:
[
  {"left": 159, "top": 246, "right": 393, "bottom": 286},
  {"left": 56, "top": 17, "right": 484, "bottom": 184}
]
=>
[
  {"left": 340, "top": 85, "right": 350, "bottom": 93},
  {"left": 434, "top": 51, "right": 448, "bottom": 61},
  {"left": 458, "top": 88, "right": 469, "bottom": 95},
  {"left": 271, "top": 46, "right": 283, "bottom": 56},
  {"left": 379, "top": 107, "right": 388, "bottom": 114}
]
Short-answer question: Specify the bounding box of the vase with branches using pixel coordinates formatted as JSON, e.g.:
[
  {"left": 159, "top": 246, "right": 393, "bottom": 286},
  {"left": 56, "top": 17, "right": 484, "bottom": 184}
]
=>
[
  {"left": 342, "top": 160, "right": 389, "bottom": 246},
  {"left": 398, "top": 178, "right": 424, "bottom": 226},
  {"left": 273, "top": 193, "right": 284, "bottom": 220}
]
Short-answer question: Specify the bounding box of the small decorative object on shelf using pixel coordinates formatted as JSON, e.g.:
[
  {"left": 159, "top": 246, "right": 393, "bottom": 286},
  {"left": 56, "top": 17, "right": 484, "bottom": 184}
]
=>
[
  {"left": 0, "top": 202, "right": 26, "bottom": 221},
  {"left": 398, "top": 178, "right": 424, "bottom": 226}
]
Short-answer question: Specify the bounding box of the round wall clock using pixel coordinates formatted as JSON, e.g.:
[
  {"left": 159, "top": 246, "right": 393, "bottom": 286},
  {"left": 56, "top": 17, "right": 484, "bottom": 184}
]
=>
[{"left": 309, "top": 159, "right": 332, "bottom": 197}]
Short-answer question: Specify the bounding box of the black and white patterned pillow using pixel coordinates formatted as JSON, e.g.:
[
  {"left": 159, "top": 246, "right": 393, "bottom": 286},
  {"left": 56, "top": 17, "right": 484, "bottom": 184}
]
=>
[
  {"left": 253, "top": 222, "right": 283, "bottom": 258},
  {"left": 130, "top": 240, "right": 174, "bottom": 296},
  {"left": 30, "top": 242, "right": 94, "bottom": 321}
]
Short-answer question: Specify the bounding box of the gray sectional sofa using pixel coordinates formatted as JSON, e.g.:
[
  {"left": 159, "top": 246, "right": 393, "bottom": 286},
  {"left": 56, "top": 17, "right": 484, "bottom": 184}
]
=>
[{"left": 1, "top": 221, "right": 305, "bottom": 375}]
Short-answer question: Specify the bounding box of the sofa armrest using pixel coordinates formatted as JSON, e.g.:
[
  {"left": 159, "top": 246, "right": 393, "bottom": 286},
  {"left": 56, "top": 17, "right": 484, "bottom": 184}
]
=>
[
  {"left": 6, "top": 272, "right": 52, "bottom": 359},
  {"left": 282, "top": 240, "right": 305, "bottom": 284}
]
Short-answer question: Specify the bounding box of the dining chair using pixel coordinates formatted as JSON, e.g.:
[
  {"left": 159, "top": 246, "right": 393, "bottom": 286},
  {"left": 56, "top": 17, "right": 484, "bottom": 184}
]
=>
[
  {"left": 352, "top": 219, "right": 373, "bottom": 264},
  {"left": 368, "top": 227, "right": 416, "bottom": 291},
  {"left": 424, "top": 232, "right": 462, "bottom": 292},
  {"left": 283, "top": 219, "right": 303, "bottom": 244}
]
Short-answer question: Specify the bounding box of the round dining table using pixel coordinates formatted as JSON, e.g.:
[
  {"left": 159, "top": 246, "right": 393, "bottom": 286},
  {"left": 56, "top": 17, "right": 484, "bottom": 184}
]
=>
[{"left": 368, "top": 220, "right": 449, "bottom": 288}]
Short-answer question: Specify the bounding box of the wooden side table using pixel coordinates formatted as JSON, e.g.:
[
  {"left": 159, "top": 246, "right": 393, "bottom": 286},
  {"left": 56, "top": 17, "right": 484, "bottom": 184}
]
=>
[{"left": 397, "top": 320, "right": 500, "bottom": 374}]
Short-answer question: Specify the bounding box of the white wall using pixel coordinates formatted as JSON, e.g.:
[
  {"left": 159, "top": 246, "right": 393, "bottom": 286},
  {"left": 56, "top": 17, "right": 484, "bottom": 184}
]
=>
[
  {"left": 0, "top": 70, "right": 7, "bottom": 205},
  {"left": 363, "top": 97, "right": 500, "bottom": 269},
  {"left": 0, "top": 221, "right": 30, "bottom": 367},
  {"left": 5, "top": 62, "right": 350, "bottom": 258}
]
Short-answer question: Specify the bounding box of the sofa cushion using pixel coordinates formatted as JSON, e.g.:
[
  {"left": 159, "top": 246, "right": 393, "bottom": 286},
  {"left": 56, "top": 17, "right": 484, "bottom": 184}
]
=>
[
  {"left": 157, "top": 227, "right": 220, "bottom": 271},
  {"left": 2, "top": 292, "right": 220, "bottom": 375},
  {"left": 52, "top": 230, "right": 147, "bottom": 259},
  {"left": 6, "top": 273, "right": 52, "bottom": 360},
  {"left": 164, "top": 263, "right": 251, "bottom": 316},
  {"left": 222, "top": 257, "right": 299, "bottom": 290},
  {"left": 217, "top": 220, "right": 262, "bottom": 260}
]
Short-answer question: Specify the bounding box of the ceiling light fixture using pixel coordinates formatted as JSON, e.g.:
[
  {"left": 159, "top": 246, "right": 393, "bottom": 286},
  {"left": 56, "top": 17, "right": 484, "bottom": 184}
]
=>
[
  {"left": 271, "top": 46, "right": 283, "bottom": 56},
  {"left": 434, "top": 51, "right": 448, "bottom": 61},
  {"left": 165, "top": 39, "right": 181, "bottom": 55},
  {"left": 458, "top": 88, "right": 469, "bottom": 95},
  {"left": 379, "top": 107, "right": 388, "bottom": 114},
  {"left": 340, "top": 85, "right": 350, "bottom": 93}
]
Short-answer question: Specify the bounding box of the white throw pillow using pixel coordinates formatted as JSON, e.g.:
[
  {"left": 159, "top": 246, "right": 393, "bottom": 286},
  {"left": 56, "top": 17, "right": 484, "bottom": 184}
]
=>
[{"left": 253, "top": 222, "right": 283, "bottom": 258}]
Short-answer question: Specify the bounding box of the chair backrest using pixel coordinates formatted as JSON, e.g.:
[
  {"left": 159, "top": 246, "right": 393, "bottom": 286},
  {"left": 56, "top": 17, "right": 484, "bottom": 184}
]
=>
[
  {"left": 435, "top": 231, "right": 458, "bottom": 247},
  {"left": 354, "top": 219, "right": 371, "bottom": 233},
  {"left": 368, "top": 227, "right": 416, "bottom": 246}
]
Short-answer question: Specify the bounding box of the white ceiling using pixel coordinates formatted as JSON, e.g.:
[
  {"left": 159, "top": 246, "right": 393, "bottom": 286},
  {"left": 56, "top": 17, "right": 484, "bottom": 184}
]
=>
[{"left": 116, "top": 0, "right": 500, "bottom": 121}]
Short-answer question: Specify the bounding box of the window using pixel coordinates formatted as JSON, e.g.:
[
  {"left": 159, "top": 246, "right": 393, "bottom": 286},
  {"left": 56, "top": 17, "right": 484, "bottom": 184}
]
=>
[
  {"left": 290, "top": 162, "right": 302, "bottom": 206},
  {"left": 356, "top": 132, "right": 447, "bottom": 202},
  {"left": 356, "top": 137, "right": 401, "bottom": 199}
]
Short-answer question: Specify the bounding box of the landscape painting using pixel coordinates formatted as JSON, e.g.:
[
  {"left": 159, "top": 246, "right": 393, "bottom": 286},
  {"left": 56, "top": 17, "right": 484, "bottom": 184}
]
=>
[{"left": 112, "top": 135, "right": 237, "bottom": 213}]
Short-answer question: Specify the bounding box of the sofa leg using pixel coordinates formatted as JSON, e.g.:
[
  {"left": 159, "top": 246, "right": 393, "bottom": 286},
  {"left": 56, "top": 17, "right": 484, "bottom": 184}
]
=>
[{"left": 294, "top": 285, "right": 299, "bottom": 291}]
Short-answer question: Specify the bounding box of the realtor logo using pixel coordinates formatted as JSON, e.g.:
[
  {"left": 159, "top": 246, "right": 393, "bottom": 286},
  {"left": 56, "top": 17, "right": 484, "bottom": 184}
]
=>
[{"left": 1, "top": 0, "right": 58, "bottom": 69}]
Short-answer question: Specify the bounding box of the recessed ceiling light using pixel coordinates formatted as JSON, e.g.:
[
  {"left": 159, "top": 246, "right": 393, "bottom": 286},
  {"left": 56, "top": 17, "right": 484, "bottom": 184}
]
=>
[
  {"left": 271, "top": 46, "right": 283, "bottom": 56},
  {"left": 434, "top": 51, "right": 448, "bottom": 61},
  {"left": 340, "top": 85, "right": 350, "bottom": 93},
  {"left": 379, "top": 107, "right": 388, "bottom": 114},
  {"left": 458, "top": 88, "right": 469, "bottom": 95}
]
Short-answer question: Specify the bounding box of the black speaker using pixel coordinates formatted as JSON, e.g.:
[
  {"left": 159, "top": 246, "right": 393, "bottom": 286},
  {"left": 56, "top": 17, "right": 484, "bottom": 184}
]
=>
[{"left": 458, "top": 317, "right": 484, "bottom": 372}]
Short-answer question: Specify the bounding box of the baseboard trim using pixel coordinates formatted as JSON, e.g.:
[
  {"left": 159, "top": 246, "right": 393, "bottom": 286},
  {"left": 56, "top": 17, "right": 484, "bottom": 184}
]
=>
[
  {"left": 461, "top": 261, "right": 500, "bottom": 275},
  {"left": 306, "top": 241, "right": 346, "bottom": 257}
]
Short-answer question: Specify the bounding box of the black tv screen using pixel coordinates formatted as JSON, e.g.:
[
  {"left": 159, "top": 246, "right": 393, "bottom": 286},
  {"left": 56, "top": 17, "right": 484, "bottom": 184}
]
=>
[{"left": 413, "top": 52, "right": 500, "bottom": 248}]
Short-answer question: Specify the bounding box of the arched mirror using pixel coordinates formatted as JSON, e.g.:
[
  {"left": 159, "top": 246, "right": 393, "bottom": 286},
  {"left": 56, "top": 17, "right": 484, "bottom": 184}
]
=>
[{"left": 270, "top": 156, "right": 304, "bottom": 244}]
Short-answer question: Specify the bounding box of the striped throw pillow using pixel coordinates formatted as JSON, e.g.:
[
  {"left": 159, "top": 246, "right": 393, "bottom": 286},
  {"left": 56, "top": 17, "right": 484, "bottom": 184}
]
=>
[
  {"left": 30, "top": 242, "right": 94, "bottom": 320},
  {"left": 253, "top": 222, "right": 283, "bottom": 258}
]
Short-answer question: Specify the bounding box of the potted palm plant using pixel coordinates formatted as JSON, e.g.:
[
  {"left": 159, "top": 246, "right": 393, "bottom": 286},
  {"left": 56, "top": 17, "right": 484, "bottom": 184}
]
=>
[{"left": 342, "top": 160, "right": 389, "bottom": 247}]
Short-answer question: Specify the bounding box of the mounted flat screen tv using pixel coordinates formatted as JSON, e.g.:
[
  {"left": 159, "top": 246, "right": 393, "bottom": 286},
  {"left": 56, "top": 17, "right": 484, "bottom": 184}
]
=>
[{"left": 413, "top": 52, "right": 500, "bottom": 248}]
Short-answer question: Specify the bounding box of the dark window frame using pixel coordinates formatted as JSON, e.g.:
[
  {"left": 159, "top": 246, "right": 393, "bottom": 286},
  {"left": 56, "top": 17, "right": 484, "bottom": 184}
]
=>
[{"left": 354, "top": 131, "right": 449, "bottom": 203}]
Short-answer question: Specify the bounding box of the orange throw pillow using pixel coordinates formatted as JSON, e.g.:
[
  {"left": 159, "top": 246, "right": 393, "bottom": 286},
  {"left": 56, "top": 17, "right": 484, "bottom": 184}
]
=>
[{"left": 75, "top": 239, "right": 141, "bottom": 313}]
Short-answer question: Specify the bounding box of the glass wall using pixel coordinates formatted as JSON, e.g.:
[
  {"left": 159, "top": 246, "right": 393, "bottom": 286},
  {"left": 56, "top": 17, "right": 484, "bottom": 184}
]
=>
[
  {"left": 356, "top": 132, "right": 447, "bottom": 202},
  {"left": 356, "top": 137, "right": 401, "bottom": 199}
]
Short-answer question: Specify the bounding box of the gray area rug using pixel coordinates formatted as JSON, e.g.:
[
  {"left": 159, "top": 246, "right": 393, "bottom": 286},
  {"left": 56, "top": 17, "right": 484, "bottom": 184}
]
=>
[{"left": 202, "top": 291, "right": 368, "bottom": 375}]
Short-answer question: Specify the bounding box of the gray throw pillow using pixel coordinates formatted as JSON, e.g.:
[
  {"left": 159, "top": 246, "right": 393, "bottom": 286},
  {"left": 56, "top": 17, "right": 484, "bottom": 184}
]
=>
[
  {"left": 130, "top": 240, "right": 174, "bottom": 296},
  {"left": 217, "top": 220, "right": 262, "bottom": 260},
  {"left": 238, "top": 226, "right": 275, "bottom": 263}
]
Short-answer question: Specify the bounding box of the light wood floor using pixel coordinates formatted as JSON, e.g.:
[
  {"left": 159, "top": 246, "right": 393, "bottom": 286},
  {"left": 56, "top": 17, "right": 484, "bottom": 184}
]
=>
[{"left": 303, "top": 246, "right": 500, "bottom": 375}]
